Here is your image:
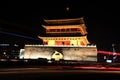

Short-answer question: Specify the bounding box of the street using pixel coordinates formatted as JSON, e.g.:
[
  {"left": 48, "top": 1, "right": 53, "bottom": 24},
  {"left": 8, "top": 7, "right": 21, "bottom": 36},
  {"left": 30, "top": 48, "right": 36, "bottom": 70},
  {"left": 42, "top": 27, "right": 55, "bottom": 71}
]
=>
[{"left": 0, "top": 66, "right": 120, "bottom": 80}]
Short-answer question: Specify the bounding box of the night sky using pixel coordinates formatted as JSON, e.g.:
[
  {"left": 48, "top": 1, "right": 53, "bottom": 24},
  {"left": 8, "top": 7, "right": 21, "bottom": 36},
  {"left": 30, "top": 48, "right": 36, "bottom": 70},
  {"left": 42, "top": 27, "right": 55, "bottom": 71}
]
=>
[{"left": 0, "top": 0, "right": 120, "bottom": 51}]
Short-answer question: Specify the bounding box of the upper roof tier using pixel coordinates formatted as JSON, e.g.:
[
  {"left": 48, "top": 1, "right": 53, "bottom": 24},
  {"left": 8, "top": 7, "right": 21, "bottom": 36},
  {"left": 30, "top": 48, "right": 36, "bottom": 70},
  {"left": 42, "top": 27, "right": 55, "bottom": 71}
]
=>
[{"left": 44, "top": 17, "right": 85, "bottom": 25}]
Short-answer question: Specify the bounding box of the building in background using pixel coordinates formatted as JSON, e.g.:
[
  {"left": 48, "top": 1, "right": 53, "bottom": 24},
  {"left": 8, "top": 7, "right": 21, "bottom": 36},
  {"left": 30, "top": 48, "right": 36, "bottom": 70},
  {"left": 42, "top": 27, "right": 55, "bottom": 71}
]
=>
[{"left": 0, "top": 44, "right": 20, "bottom": 59}]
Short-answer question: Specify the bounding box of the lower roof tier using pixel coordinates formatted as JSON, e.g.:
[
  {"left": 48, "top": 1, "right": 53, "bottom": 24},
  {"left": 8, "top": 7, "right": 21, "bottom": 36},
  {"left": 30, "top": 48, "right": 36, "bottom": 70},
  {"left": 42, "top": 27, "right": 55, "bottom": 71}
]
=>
[
  {"left": 43, "top": 24, "right": 87, "bottom": 35},
  {"left": 38, "top": 36, "right": 90, "bottom": 46}
]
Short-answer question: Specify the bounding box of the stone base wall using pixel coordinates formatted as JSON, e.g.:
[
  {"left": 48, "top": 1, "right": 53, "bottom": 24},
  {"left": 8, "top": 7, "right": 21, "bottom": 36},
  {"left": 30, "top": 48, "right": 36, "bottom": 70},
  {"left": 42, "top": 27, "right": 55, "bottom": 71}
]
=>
[{"left": 20, "top": 45, "right": 97, "bottom": 61}]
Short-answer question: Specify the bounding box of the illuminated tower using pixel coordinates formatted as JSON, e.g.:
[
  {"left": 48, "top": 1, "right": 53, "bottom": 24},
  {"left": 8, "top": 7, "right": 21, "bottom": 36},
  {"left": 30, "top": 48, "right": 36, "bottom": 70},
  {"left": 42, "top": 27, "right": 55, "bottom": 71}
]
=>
[
  {"left": 20, "top": 17, "right": 97, "bottom": 62},
  {"left": 38, "top": 17, "right": 90, "bottom": 46}
]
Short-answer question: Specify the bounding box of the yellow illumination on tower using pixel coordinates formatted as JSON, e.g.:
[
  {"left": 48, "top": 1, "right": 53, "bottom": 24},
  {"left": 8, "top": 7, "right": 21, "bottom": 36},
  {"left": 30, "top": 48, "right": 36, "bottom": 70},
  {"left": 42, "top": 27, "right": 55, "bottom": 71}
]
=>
[{"left": 38, "top": 17, "right": 90, "bottom": 46}]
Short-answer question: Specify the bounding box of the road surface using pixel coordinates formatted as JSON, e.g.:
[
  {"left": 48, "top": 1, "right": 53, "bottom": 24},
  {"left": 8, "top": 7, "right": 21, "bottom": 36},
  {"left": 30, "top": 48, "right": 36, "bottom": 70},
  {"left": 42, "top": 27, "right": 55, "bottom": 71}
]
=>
[{"left": 0, "top": 66, "right": 120, "bottom": 80}]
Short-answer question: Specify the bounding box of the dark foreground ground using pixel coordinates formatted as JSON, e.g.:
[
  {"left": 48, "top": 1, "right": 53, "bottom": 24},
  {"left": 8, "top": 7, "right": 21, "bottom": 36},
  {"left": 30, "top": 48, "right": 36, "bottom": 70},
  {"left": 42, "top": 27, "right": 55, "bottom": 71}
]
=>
[
  {"left": 1, "top": 59, "right": 120, "bottom": 80},
  {"left": 1, "top": 68, "right": 120, "bottom": 80}
]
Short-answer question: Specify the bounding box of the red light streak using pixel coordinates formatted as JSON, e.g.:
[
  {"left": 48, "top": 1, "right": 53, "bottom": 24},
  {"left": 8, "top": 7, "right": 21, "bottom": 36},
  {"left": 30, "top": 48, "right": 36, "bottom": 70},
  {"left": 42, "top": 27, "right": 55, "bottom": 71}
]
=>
[{"left": 97, "top": 50, "right": 120, "bottom": 56}]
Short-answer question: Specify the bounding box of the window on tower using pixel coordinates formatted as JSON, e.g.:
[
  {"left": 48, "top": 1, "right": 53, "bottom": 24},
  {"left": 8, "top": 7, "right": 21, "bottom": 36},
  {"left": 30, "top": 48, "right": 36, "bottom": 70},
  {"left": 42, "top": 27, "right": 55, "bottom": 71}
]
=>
[
  {"left": 57, "top": 29, "right": 60, "bottom": 32},
  {"left": 50, "top": 29, "right": 56, "bottom": 32},
  {"left": 71, "top": 28, "right": 77, "bottom": 31},
  {"left": 66, "top": 29, "right": 69, "bottom": 31},
  {"left": 61, "top": 29, "right": 65, "bottom": 32}
]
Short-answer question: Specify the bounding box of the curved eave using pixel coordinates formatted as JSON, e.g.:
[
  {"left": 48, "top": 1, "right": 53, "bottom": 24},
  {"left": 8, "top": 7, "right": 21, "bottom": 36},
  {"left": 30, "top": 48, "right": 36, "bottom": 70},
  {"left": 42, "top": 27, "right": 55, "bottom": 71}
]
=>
[
  {"left": 44, "top": 17, "right": 84, "bottom": 22},
  {"left": 42, "top": 24, "right": 86, "bottom": 29},
  {"left": 38, "top": 36, "right": 88, "bottom": 40},
  {"left": 44, "top": 17, "right": 84, "bottom": 24},
  {"left": 42, "top": 24, "right": 87, "bottom": 35}
]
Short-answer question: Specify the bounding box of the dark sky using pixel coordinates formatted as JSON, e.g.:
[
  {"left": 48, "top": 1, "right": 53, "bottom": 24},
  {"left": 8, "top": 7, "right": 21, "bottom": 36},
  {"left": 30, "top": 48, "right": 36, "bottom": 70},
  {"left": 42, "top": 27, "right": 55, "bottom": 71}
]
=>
[{"left": 0, "top": 0, "right": 120, "bottom": 51}]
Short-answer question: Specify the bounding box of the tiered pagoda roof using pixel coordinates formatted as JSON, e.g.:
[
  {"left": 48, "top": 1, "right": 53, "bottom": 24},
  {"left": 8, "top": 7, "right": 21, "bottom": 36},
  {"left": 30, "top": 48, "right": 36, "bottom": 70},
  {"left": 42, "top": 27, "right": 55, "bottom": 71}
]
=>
[
  {"left": 42, "top": 17, "right": 87, "bottom": 36},
  {"left": 44, "top": 17, "right": 85, "bottom": 25},
  {"left": 38, "top": 17, "right": 90, "bottom": 46}
]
